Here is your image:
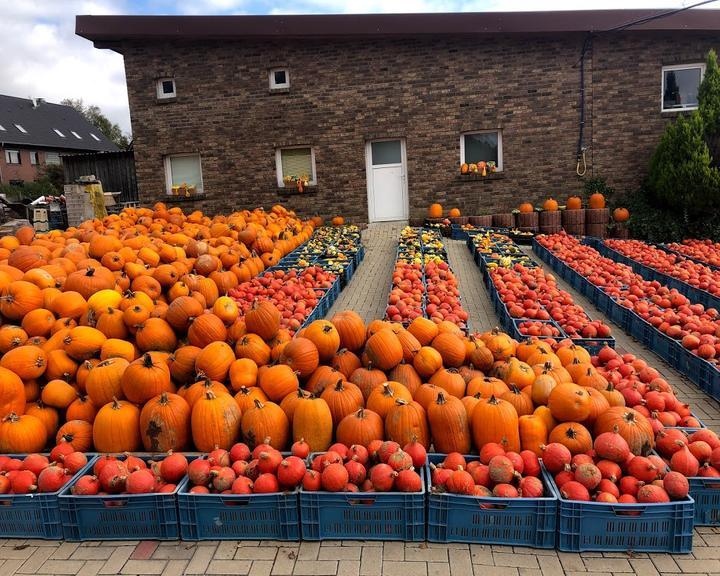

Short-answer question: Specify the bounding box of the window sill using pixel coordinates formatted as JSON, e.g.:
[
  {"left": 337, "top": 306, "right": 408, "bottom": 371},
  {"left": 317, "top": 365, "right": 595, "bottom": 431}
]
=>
[
  {"left": 164, "top": 194, "right": 203, "bottom": 203},
  {"left": 456, "top": 172, "right": 505, "bottom": 182},
  {"left": 278, "top": 186, "right": 318, "bottom": 196},
  {"left": 661, "top": 107, "right": 697, "bottom": 113},
  {"left": 269, "top": 88, "right": 290, "bottom": 95},
  {"left": 156, "top": 97, "right": 177, "bottom": 105}
]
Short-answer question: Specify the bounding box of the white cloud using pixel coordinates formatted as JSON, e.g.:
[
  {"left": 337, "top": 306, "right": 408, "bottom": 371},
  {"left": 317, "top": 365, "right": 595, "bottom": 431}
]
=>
[{"left": 0, "top": 1, "right": 131, "bottom": 133}]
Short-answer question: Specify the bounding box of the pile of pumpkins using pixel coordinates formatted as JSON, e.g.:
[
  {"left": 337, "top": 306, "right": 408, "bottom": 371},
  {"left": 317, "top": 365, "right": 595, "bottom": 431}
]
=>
[{"left": 0, "top": 204, "right": 314, "bottom": 454}]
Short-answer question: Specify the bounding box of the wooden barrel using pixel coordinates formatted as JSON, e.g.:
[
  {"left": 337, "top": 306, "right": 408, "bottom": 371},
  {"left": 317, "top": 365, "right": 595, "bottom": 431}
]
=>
[
  {"left": 612, "top": 224, "right": 629, "bottom": 239},
  {"left": 562, "top": 209, "right": 585, "bottom": 236},
  {"left": 493, "top": 213, "right": 514, "bottom": 228},
  {"left": 469, "top": 215, "right": 493, "bottom": 227},
  {"left": 515, "top": 211, "right": 539, "bottom": 232},
  {"left": 449, "top": 216, "right": 469, "bottom": 225},
  {"left": 539, "top": 210, "right": 562, "bottom": 235},
  {"left": 586, "top": 208, "right": 610, "bottom": 225},
  {"left": 586, "top": 223, "right": 608, "bottom": 238}
]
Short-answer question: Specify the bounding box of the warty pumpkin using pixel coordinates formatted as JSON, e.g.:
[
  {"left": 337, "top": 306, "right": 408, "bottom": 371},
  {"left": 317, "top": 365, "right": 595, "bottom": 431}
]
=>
[
  {"left": 427, "top": 392, "right": 471, "bottom": 454},
  {"left": 93, "top": 398, "right": 141, "bottom": 453}
]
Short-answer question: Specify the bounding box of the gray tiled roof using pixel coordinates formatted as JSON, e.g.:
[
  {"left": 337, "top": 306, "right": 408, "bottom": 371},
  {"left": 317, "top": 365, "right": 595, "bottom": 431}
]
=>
[{"left": 0, "top": 94, "right": 118, "bottom": 152}]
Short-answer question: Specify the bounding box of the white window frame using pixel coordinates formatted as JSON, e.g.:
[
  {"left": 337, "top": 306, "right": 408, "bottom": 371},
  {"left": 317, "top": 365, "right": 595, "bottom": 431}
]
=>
[
  {"left": 29, "top": 151, "right": 39, "bottom": 165},
  {"left": 164, "top": 153, "right": 203, "bottom": 195},
  {"left": 156, "top": 78, "right": 176, "bottom": 99},
  {"left": 0, "top": 124, "right": 6, "bottom": 131},
  {"left": 45, "top": 152, "right": 60, "bottom": 165},
  {"left": 70, "top": 131, "right": 82, "bottom": 139},
  {"left": 5, "top": 150, "right": 21, "bottom": 164},
  {"left": 269, "top": 68, "right": 290, "bottom": 90},
  {"left": 90, "top": 133, "right": 101, "bottom": 141},
  {"left": 14, "top": 124, "right": 27, "bottom": 133},
  {"left": 460, "top": 130, "right": 503, "bottom": 171},
  {"left": 661, "top": 63, "right": 706, "bottom": 112},
  {"left": 275, "top": 146, "right": 316, "bottom": 187},
  {"left": 54, "top": 129, "right": 66, "bottom": 138}
]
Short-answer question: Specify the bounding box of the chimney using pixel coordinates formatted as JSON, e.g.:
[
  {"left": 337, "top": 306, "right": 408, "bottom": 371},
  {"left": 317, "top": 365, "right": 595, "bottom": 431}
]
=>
[{"left": 31, "top": 98, "right": 44, "bottom": 108}]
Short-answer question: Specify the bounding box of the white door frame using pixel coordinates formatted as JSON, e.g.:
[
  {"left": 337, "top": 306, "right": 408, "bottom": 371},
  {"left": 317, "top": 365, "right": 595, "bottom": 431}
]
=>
[{"left": 365, "top": 138, "right": 409, "bottom": 222}]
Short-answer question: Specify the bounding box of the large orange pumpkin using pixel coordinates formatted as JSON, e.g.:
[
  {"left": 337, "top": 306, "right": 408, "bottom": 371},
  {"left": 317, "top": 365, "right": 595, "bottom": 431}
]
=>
[
  {"left": 589, "top": 192, "right": 606, "bottom": 209},
  {"left": 139, "top": 392, "right": 191, "bottom": 452},
  {"left": 191, "top": 390, "right": 242, "bottom": 451},
  {"left": 93, "top": 398, "right": 141, "bottom": 453},
  {"left": 428, "top": 203, "right": 443, "bottom": 218},
  {"left": 121, "top": 352, "right": 172, "bottom": 404},
  {"left": 471, "top": 395, "right": 520, "bottom": 452}
]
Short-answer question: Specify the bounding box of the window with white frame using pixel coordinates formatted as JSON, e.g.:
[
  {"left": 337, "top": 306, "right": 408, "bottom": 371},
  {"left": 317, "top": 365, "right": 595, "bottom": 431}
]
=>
[
  {"left": 662, "top": 64, "right": 705, "bottom": 111},
  {"left": 269, "top": 68, "right": 290, "bottom": 90},
  {"left": 54, "top": 129, "right": 66, "bottom": 137},
  {"left": 14, "top": 124, "right": 27, "bottom": 133},
  {"left": 71, "top": 131, "right": 82, "bottom": 139},
  {"left": 90, "top": 133, "right": 101, "bottom": 141},
  {"left": 156, "top": 78, "right": 176, "bottom": 99},
  {"left": 164, "top": 154, "right": 203, "bottom": 195},
  {"left": 45, "top": 152, "right": 60, "bottom": 165},
  {"left": 461, "top": 131, "right": 503, "bottom": 171},
  {"left": 5, "top": 150, "right": 20, "bottom": 164},
  {"left": 276, "top": 147, "right": 316, "bottom": 187},
  {"left": 0, "top": 124, "right": 6, "bottom": 131},
  {"left": 29, "top": 151, "right": 39, "bottom": 165}
]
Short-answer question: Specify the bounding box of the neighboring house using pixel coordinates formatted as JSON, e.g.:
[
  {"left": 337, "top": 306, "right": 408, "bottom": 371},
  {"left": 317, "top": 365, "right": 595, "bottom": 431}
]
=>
[
  {"left": 77, "top": 10, "right": 719, "bottom": 223},
  {"left": 0, "top": 94, "right": 117, "bottom": 185}
]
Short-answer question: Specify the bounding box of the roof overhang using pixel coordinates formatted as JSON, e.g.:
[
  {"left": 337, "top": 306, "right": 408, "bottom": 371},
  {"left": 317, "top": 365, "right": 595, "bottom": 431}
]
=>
[{"left": 76, "top": 9, "right": 720, "bottom": 48}]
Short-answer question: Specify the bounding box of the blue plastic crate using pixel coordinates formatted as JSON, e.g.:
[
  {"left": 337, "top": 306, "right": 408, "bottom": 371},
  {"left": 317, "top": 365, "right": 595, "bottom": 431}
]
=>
[
  {"left": 427, "top": 454, "right": 557, "bottom": 548},
  {"left": 686, "top": 476, "right": 720, "bottom": 526},
  {"left": 570, "top": 337, "right": 615, "bottom": 355},
  {"left": 59, "top": 454, "right": 193, "bottom": 541},
  {"left": 545, "top": 465, "right": 694, "bottom": 553},
  {"left": 300, "top": 453, "right": 426, "bottom": 541},
  {"left": 178, "top": 479, "right": 299, "bottom": 541},
  {"left": 0, "top": 454, "right": 95, "bottom": 539},
  {"left": 685, "top": 353, "right": 720, "bottom": 402}
]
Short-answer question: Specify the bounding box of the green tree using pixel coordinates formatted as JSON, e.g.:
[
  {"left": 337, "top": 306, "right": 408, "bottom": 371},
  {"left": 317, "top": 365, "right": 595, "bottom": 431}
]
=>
[
  {"left": 646, "top": 110, "right": 720, "bottom": 217},
  {"left": 60, "top": 98, "right": 130, "bottom": 149},
  {"left": 699, "top": 49, "right": 720, "bottom": 166}
]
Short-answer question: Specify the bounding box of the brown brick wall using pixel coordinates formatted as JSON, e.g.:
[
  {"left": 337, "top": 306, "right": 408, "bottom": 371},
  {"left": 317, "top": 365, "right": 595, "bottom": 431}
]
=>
[
  {"left": 121, "top": 32, "right": 718, "bottom": 222},
  {"left": 0, "top": 148, "right": 46, "bottom": 184}
]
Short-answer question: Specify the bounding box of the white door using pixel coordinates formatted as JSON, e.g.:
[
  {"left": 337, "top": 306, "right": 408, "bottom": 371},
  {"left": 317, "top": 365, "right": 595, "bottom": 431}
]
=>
[{"left": 366, "top": 139, "right": 408, "bottom": 222}]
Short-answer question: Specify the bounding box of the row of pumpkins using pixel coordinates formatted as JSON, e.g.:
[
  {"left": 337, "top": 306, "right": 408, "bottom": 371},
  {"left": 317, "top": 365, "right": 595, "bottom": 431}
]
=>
[{"left": 518, "top": 195, "right": 630, "bottom": 223}]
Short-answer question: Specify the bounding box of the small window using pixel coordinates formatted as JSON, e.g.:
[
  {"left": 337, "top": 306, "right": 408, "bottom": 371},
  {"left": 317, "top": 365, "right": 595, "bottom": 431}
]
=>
[
  {"left": 269, "top": 68, "right": 290, "bottom": 90},
  {"left": 0, "top": 125, "right": 6, "bottom": 131},
  {"left": 71, "top": 131, "right": 82, "bottom": 140},
  {"left": 5, "top": 150, "right": 21, "bottom": 164},
  {"left": 157, "top": 78, "right": 176, "bottom": 99},
  {"left": 14, "top": 124, "right": 27, "bottom": 133},
  {"left": 90, "top": 133, "right": 101, "bottom": 141},
  {"left": 662, "top": 64, "right": 705, "bottom": 112},
  {"left": 45, "top": 152, "right": 61, "bottom": 165},
  {"left": 165, "top": 154, "right": 203, "bottom": 195},
  {"left": 276, "top": 147, "right": 316, "bottom": 187},
  {"left": 461, "top": 131, "right": 503, "bottom": 171},
  {"left": 54, "top": 129, "right": 66, "bottom": 138},
  {"left": 29, "top": 151, "right": 39, "bottom": 165}
]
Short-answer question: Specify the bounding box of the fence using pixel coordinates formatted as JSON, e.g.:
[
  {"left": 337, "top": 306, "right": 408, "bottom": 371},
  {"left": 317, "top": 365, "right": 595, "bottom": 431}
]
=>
[{"left": 62, "top": 150, "right": 138, "bottom": 205}]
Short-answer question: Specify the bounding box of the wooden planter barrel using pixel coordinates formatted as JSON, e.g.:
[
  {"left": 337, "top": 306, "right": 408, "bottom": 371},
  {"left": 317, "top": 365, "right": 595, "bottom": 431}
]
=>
[
  {"left": 539, "top": 210, "right": 562, "bottom": 234},
  {"left": 449, "top": 216, "right": 469, "bottom": 225},
  {"left": 562, "top": 209, "right": 585, "bottom": 236},
  {"left": 493, "top": 213, "right": 514, "bottom": 228},
  {"left": 469, "top": 215, "right": 493, "bottom": 227},
  {"left": 515, "top": 211, "right": 539, "bottom": 232},
  {"left": 585, "top": 208, "right": 610, "bottom": 238}
]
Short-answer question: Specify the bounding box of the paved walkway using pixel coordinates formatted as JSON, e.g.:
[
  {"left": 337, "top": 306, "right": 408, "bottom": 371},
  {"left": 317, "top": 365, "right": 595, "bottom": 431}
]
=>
[{"left": 4, "top": 225, "right": 719, "bottom": 576}]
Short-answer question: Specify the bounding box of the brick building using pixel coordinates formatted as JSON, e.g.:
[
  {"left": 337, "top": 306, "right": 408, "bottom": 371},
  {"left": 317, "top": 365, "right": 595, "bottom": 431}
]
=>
[
  {"left": 77, "top": 10, "right": 719, "bottom": 223},
  {"left": 0, "top": 95, "right": 117, "bottom": 185}
]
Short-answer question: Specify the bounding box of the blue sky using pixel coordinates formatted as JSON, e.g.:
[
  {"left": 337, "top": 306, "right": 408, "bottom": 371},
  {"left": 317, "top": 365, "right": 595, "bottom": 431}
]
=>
[{"left": 0, "top": 0, "right": 712, "bottom": 135}]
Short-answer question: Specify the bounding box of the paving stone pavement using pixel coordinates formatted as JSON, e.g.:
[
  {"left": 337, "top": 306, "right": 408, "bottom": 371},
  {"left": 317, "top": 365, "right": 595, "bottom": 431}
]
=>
[{"left": 4, "top": 225, "right": 719, "bottom": 575}]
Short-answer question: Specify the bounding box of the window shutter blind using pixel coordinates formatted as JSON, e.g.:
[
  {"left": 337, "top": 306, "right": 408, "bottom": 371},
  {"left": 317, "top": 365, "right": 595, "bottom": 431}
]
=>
[{"left": 281, "top": 148, "right": 313, "bottom": 179}]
